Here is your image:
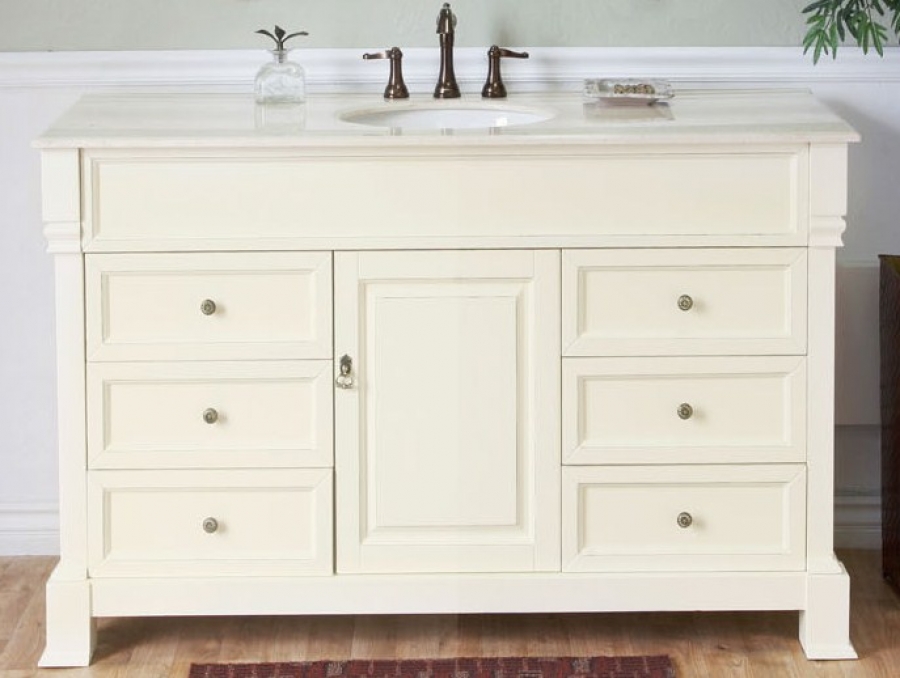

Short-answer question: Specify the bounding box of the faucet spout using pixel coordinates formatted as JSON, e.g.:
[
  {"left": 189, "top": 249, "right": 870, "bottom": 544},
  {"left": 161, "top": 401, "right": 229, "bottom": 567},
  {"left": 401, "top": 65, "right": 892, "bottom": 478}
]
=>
[{"left": 434, "top": 3, "right": 461, "bottom": 99}]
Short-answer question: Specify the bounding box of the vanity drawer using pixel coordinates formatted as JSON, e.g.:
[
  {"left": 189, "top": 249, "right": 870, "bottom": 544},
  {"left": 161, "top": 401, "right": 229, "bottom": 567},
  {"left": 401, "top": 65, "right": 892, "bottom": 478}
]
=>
[
  {"left": 562, "top": 356, "right": 806, "bottom": 464},
  {"left": 86, "top": 252, "right": 332, "bottom": 361},
  {"left": 88, "top": 469, "right": 333, "bottom": 577},
  {"left": 81, "top": 148, "right": 807, "bottom": 249},
  {"left": 562, "top": 465, "right": 806, "bottom": 573},
  {"left": 562, "top": 249, "right": 807, "bottom": 356},
  {"left": 87, "top": 361, "right": 333, "bottom": 469}
]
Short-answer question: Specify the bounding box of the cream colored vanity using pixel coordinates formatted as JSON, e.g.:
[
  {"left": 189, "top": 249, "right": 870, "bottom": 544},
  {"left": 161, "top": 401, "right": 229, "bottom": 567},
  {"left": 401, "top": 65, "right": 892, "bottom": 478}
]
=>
[{"left": 36, "top": 90, "right": 858, "bottom": 665}]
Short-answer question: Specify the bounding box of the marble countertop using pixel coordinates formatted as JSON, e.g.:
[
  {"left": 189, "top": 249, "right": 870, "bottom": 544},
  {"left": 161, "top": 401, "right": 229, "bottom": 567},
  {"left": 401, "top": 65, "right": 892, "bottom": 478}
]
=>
[{"left": 35, "top": 89, "right": 860, "bottom": 148}]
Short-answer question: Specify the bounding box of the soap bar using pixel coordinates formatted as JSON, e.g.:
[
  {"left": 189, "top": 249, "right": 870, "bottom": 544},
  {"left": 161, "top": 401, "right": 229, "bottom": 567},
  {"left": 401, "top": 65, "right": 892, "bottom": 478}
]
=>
[{"left": 583, "top": 78, "right": 673, "bottom": 105}]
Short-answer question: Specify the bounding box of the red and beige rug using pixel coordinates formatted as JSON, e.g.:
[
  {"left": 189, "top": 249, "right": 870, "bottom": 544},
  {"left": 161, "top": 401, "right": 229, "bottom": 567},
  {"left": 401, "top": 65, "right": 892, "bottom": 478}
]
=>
[{"left": 188, "top": 656, "right": 675, "bottom": 678}]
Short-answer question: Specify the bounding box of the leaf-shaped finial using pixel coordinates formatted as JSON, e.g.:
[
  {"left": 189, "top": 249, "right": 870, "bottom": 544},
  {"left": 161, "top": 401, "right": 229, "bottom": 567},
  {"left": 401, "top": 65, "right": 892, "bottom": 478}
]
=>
[{"left": 256, "top": 25, "right": 309, "bottom": 51}]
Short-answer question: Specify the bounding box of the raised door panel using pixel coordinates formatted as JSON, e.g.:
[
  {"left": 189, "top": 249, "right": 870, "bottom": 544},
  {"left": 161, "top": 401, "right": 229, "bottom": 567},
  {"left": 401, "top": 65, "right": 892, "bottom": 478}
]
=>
[
  {"left": 562, "top": 248, "right": 807, "bottom": 356},
  {"left": 87, "top": 361, "right": 333, "bottom": 469},
  {"left": 562, "top": 356, "right": 806, "bottom": 464},
  {"left": 335, "top": 250, "right": 560, "bottom": 573},
  {"left": 87, "top": 469, "right": 333, "bottom": 577},
  {"left": 85, "top": 252, "right": 332, "bottom": 361},
  {"left": 562, "top": 465, "right": 807, "bottom": 572}
]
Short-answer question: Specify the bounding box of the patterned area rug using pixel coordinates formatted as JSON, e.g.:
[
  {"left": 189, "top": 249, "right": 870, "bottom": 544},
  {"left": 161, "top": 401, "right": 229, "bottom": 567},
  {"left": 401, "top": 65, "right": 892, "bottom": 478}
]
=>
[{"left": 188, "top": 656, "right": 675, "bottom": 678}]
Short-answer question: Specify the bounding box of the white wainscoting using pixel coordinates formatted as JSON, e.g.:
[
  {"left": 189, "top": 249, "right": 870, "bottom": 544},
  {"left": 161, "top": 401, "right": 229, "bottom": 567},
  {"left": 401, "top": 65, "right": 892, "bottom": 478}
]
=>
[
  {"left": 835, "top": 494, "right": 882, "bottom": 550},
  {"left": 0, "top": 47, "right": 893, "bottom": 554},
  {"left": 0, "top": 504, "right": 60, "bottom": 556}
]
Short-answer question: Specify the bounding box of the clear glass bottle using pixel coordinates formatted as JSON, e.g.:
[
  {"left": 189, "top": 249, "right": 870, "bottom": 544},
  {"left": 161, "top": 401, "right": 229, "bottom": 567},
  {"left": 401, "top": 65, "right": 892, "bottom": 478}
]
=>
[
  {"left": 255, "top": 49, "right": 307, "bottom": 104},
  {"left": 254, "top": 26, "right": 309, "bottom": 105}
]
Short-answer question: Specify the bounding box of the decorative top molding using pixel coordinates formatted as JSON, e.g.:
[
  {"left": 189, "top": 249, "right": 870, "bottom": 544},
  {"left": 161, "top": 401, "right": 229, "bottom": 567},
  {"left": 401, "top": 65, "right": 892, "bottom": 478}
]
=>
[
  {"left": 3, "top": 47, "right": 900, "bottom": 91},
  {"left": 43, "top": 222, "right": 82, "bottom": 254},
  {"left": 809, "top": 217, "right": 847, "bottom": 249}
]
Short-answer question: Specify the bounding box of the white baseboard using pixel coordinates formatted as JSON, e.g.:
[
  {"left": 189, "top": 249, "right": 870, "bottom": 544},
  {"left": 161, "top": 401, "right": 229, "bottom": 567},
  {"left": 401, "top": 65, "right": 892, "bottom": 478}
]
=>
[
  {"left": 0, "top": 504, "right": 60, "bottom": 556},
  {"left": 835, "top": 494, "right": 881, "bottom": 550}
]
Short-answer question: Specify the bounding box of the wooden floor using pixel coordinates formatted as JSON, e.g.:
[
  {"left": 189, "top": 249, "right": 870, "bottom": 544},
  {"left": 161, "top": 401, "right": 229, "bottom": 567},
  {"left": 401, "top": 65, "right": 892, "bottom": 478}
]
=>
[{"left": 0, "top": 550, "right": 898, "bottom": 677}]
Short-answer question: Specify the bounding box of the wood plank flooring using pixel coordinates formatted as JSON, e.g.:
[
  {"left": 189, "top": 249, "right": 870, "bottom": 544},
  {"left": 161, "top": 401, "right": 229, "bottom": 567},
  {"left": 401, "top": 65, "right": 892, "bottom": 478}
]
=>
[{"left": 0, "top": 550, "right": 897, "bottom": 677}]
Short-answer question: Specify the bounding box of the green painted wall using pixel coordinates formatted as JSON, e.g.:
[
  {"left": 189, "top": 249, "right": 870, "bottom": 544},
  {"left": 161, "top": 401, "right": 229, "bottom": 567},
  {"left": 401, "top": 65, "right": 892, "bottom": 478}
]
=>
[{"left": 0, "top": 0, "right": 809, "bottom": 51}]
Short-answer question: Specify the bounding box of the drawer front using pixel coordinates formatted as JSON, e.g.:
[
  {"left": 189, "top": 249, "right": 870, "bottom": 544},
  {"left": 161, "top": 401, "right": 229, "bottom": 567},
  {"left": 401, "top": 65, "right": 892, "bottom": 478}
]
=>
[
  {"left": 82, "top": 148, "right": 806, "bottom": 249},
  {"left": 88, "top": 469, "right": 333, "bottom": 577},
  {"left": 87, "top": 361, "right": 333, "bottom": 469},
  {"left": 562, "top": 249, "right": 807, "bottom": 356},
  {"left": 562, "top": 465, "right": 806, "bottom": 572},
  {"left": 563, "top": 356, "right": 806, "bottom": 464},
  {"left": 86, "top": 252, "right": 332, "bottom": 361}
]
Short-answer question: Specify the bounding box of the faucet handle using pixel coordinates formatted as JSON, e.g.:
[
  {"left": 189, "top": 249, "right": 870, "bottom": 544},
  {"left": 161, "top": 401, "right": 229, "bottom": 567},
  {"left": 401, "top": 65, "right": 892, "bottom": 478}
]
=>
[
  {"left": 436, "top": 3, "right": 457, "bottom": 34},
  {"left": 482, "top": 45, "right": 530, "bottom": 99},
  {"left": 363, "top": 47, "right": 410, "bottom": 100}
]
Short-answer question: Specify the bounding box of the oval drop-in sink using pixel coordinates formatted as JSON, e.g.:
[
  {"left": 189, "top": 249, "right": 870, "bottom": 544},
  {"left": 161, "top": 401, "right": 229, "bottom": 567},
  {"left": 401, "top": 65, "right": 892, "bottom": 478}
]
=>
[{"left": 339, "top": 102, "right": 554, "bottom": 130}]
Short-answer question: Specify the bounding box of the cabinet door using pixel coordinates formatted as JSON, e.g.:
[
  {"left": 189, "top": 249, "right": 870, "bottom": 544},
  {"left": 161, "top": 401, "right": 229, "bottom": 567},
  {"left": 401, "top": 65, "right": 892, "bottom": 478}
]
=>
[{"left": 335, "top": 251, "right": 560, "bottom": 573}]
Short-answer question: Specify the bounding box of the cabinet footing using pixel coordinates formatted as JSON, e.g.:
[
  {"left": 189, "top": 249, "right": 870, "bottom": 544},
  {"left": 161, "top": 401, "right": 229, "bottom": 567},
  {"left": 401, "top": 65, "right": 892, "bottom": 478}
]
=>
[
  {"left": 39, "top": 568, "right": 95, "bottom": 668},
  {"left": 799, "top": 563, "right": 857, "bottom": 660}
]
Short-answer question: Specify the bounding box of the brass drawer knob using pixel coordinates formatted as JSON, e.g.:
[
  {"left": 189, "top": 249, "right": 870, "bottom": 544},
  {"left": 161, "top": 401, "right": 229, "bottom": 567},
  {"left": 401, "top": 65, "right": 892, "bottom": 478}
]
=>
[
  {"left": 202, "top": 408, "right": 219, "bottom": 425},
  {"left": 202, "top": 517, "right": 219, "bottom": 534},
  {"left": 200, "top": 299, "right": 217, "bottom": 316},
  {"left": 677, "top": 512, "right": 693, "bottom": 529},
  {"left": 677, "top": 403, "right": 694, "bottom": 420},
  {"left": 677, "top": 294, "right": 694, "bottom": 312}
]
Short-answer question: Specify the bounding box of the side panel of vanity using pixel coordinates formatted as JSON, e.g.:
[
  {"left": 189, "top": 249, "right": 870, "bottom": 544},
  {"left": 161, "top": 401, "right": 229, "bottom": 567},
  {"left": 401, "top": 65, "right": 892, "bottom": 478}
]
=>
[{"left": 38, "top": 126, "right": 855, "bottom": 665}]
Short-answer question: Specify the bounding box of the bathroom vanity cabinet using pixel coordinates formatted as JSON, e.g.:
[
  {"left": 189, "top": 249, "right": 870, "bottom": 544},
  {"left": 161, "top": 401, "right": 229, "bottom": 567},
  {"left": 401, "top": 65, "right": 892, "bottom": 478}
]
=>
[{"left": 36, "top": 91, "right": 858, "bottom": 665}]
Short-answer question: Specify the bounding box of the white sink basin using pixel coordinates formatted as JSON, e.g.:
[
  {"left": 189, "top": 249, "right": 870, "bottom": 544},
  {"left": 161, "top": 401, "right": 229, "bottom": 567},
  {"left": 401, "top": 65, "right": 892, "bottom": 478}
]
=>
[{"left": 339, "top": 103, "right": 553, "bottom": 130}]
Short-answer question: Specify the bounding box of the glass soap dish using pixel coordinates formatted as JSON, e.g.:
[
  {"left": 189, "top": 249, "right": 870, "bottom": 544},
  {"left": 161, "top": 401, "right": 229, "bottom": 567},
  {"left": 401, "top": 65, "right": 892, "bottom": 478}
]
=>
[{"left": 583, "top": 79, "right": 674, "bottom": 105}]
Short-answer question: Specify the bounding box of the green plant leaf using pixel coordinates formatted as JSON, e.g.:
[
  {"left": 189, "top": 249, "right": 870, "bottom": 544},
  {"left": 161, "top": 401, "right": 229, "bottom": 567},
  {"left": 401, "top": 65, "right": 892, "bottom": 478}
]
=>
[
  {"left": 256, "top": 25, "right": 307, "bottom": 49},
  {"left": 803, "top": 0, "right": 900, "bottom": 60}
]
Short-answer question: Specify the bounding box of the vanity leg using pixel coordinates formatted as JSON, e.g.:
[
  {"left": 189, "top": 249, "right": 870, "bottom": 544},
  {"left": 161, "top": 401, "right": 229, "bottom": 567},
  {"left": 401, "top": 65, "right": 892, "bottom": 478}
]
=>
[
  {"left": 798, "top": 562, "right": 857, "bottom": 660},
  {"left": 39, "top": 568, "right": 95, "bottom": 667}
]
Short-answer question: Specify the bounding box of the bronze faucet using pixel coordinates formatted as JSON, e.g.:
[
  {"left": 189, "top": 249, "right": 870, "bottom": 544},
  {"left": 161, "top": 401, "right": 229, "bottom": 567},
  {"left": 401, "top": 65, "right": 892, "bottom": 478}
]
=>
[
  {"left": 482, "top": 46, "right": 529, "bottom": 98},
  {"left": 434, "top": 3, "right": 461, "bottom": 99},
  {"left": 363, "top": 47, "right": 410, "bottom": 99}
]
